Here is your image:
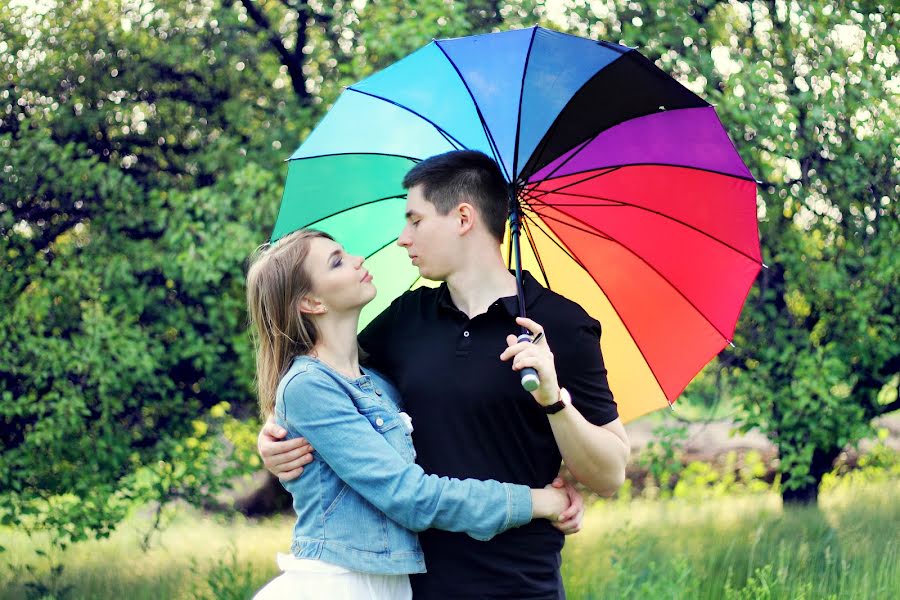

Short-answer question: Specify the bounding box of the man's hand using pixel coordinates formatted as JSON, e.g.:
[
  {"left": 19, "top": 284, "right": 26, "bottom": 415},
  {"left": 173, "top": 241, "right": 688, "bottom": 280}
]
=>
[
  {"left": 550, "top": 477, "right": 584, "bottom": 535},
  {"left": 258, "top": 416, "right": 314, "bottom": 481},
  {"left": 499, "top": 317, "right": 560, "bottom": 407}
]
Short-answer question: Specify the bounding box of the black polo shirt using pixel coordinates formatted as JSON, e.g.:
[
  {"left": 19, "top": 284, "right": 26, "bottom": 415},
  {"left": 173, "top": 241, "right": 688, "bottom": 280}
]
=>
[{"left": 359, "top": 270, "right": 618, "bottom": 599}]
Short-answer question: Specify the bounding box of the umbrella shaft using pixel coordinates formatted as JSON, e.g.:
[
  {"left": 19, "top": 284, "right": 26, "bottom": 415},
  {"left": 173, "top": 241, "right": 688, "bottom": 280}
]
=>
[{"left": 508, "top": 187, "right": 529, "bottom": 333}]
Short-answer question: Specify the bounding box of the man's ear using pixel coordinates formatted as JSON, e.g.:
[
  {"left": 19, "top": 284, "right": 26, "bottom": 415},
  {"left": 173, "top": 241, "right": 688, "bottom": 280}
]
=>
[
  {"left": 457, "top": 202, "right": 476, "bottom": 236},
  {"left": 298, "top": 294, "right": 327, "bottom": 315}
]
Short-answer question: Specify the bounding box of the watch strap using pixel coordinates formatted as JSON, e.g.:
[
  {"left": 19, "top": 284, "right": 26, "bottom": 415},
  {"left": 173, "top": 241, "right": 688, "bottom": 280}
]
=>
[{"left": 542, "top": 388, "right": 570, "bottom": 414}]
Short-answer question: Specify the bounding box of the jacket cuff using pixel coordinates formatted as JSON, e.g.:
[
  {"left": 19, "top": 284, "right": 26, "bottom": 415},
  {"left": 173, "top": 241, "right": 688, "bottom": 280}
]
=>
[{"left": 505, "top": 484, "right": 533, "bottom": 529}]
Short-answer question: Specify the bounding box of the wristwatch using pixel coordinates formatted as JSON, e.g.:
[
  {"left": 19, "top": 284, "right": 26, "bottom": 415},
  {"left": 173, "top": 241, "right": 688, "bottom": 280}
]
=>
[{"left": 542, "top": 387, "right": 571, "bottom": 414}]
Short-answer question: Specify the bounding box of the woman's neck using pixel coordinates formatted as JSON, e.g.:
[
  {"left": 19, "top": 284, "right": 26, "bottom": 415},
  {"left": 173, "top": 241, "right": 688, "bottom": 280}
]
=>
[{"left": 311, "top": 311, "right": 362, "bottom": 378}]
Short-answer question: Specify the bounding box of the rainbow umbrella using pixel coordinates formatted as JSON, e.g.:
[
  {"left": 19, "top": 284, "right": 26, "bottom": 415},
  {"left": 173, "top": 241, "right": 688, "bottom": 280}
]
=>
[{"left": 271, "top": 26, "right": 762, "bottom": 422}]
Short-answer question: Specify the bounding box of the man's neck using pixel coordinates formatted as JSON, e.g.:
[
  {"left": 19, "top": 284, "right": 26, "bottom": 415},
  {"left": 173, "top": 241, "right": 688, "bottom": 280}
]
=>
[{"left": 445, "top": 256, "right": 517, "bottom": 319}]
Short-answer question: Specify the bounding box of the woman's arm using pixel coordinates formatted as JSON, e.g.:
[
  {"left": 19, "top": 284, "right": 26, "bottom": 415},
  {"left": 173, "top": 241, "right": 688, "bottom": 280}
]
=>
[{"left": 279, "top": 369, "right": 567, "bottom": 541}]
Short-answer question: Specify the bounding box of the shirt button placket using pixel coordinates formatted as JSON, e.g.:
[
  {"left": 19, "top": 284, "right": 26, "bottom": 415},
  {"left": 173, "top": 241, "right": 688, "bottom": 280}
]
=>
[{"left": 456, "top": 325, "right": 472, "bottom": 357}]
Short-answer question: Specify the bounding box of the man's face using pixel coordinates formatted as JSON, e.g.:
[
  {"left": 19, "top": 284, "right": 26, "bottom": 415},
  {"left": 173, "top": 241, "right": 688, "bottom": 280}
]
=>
[{"left": 397, "top": 184, "right": 460, "bottom": 281}]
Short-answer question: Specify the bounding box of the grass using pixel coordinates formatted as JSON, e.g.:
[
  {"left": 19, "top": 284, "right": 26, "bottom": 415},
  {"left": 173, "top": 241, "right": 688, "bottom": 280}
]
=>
[
  {"left": 2, "top": 479, "right": 898, "bottom": 599},
  {"left": 562, "top": 478, "right": 899, "bottom": 599}
]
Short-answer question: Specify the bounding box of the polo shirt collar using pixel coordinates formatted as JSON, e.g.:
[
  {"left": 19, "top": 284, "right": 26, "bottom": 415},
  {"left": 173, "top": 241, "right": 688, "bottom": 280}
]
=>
[{"left": 436, "top": 270, "right": 545, "bottom": 317}]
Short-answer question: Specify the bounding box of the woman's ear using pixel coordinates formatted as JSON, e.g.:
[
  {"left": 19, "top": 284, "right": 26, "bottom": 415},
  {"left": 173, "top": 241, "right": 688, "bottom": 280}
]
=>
[{"left": 298, "top": 295, "right": 328, "bottom": 315}]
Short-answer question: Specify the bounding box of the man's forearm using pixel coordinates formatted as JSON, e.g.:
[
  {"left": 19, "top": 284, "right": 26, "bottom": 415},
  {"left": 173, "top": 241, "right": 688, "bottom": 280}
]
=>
[{"left": 548, "top": 406, "right": 629, "bottom": 496}]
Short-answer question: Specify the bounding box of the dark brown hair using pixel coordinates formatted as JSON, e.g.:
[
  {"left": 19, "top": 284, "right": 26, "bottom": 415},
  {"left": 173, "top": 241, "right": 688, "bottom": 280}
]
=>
[
  {"left": 245, "top": 229, "right": 333, "bottom": 418},
  {"left": 402, "top": 150, "right": 509, "bottom": 242}
]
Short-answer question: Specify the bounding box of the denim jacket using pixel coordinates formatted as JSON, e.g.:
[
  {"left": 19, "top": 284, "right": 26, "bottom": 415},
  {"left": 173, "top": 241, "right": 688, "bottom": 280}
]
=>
[{"left": 274, "top": 356, "right": 533, "bottom": 575}]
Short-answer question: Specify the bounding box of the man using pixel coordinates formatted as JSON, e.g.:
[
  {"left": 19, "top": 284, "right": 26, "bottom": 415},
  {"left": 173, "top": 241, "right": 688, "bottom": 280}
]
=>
[{"left": 259, "top": 150, "right": 629, "bottom": 598}]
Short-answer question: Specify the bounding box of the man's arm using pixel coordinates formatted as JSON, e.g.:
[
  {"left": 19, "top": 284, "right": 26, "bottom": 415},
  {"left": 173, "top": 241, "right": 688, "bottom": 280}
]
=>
[
  {"left": 258, "top": 417, "right": 313, "bottom": 480},
  {"left": 501, "top": 316, "right": 629, "bottom": 496},
  {"left": 546, "top": 409, "right": 629, "bottom": 496}
]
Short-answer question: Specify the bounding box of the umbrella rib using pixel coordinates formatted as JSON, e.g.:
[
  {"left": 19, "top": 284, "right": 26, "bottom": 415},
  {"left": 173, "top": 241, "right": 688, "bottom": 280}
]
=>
[
  {"left": 519, "top": 210, "right": 590, "bottom": 274},
  {"left": 520, "top": 207, "right": 551, "bottom": 289},
  {"left": 346, "top": 88, "right": 470, "bottom": 152},
  {"left": 520, "top": 206, "right": 615, "bottom": 243},
  {"left": 365, "top": 237, "right": 401, "bottom": 260},
  {"left": 523, "top": 204, "right": 733, "bottom": 344},
  {"left": 525, "top": 191, "right": 761, "bottom": 265},
  {"left": 433, "top": 40, "right": 510, "bottom": 181},
  {"left": 520, "top": 209, "right": 673, "bottom": 404},
  {"left": 534, "top": 162, "right": 758, "bottom": 185},
  {"left": 528, "top": 135, "right": 597, "bottom": 185},
  {"left": 436, "top": 128, "right": 464, "bottom": 150},
  {"left": 299, "top": 194, "right": 408, "bottom": 230},
  {"left": 525, "top": 167, "right": 622, "bottom": 199},
  {"left": 511, "top": 27, "right": 539, "bottom": 181},
  {"left": 287, "top": 152, "right": 424, "bottom": 164}
]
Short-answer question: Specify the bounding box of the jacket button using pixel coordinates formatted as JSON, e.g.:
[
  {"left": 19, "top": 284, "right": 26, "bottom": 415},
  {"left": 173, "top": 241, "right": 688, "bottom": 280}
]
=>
[{"left": 376, "top": 417, "right": 384, "bottom": 427}]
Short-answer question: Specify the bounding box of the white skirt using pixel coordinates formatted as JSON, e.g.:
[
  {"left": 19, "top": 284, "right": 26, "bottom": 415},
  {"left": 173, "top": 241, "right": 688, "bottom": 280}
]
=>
[{"left": 253, "top": 553, "right": 412, "bottom": 600}]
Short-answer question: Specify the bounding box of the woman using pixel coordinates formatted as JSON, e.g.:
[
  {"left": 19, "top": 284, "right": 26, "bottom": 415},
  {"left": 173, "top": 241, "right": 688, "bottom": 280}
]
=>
[{"left": 247, "top": 229, "right": 571, "bottom": 600}]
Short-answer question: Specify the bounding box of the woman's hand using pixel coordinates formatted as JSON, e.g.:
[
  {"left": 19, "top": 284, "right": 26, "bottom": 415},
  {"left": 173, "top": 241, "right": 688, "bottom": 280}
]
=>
[
  {"left": 499, "top": 316, "right": 560, "bottom": 407},
  {"left": 530, "top": 484, "right": 570, "bottom": 522}
]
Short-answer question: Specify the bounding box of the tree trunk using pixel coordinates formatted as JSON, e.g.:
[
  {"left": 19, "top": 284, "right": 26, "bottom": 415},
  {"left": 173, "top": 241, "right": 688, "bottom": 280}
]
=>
[
  {"left": 235, "top": 472, "right": 293, "bottom": 516},
  {"left": 780, "top": 445, "right": 842, "bottom": 505}
]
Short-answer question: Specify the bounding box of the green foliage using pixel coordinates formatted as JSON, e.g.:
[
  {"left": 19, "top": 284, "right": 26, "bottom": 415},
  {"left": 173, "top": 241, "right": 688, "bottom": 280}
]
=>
[
  {"left": 636, "top": 424, "right": 689, "bottom": 498},
  {"left": 189, "top": 545, "right": 258, "bottom": 600},
  {"left": 673, "top": 450, "right": 771, "bottom": 500},
  {"left": 1, "top": 0, "right": 896, "bottom": 558},
  {"left": 0, "top": 0, "right": 282, "bottom": 546}
]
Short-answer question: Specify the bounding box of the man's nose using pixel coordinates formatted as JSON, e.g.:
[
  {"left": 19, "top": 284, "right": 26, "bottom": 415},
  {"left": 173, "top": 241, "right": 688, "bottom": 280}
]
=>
[{"left": 397, "top": 230, "right": 411, "bottom": 247}]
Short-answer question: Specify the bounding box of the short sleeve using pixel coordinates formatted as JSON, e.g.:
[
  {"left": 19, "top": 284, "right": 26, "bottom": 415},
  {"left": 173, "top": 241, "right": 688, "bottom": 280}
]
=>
[{"left": 555, "top": 317, "right": 619, "bottom": 426}]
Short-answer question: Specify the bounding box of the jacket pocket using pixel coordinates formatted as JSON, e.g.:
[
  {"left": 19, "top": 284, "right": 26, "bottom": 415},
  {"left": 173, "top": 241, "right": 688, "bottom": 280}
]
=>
[
  {"left": 359, "top": 405, "right": 402, "bottom": 433},
  {"left": 323, "top": 482, "right": 349, "bottom": 517},
  {"left": 359, "top": 405, "right": 413, "bottom": 462}
]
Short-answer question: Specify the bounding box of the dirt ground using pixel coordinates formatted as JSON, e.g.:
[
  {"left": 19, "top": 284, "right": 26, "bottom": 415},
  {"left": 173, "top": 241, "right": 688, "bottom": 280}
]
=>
[{"left": 624, "top": 412, "right": 900, "bottom": 463}]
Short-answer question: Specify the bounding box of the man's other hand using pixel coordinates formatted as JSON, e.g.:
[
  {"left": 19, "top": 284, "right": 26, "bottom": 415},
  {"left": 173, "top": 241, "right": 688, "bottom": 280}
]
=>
[{"left": 258, "top": 416, "right": 314, "bottom": 481}]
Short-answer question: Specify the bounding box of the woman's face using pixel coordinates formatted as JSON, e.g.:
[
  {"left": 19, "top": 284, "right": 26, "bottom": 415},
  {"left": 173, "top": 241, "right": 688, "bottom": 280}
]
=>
[{"left": 303, "top": 237, "right": 376, "bottom": 314}]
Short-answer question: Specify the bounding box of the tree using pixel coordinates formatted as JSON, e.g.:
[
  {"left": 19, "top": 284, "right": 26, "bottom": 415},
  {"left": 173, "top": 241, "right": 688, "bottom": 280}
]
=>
[
  {"left": 0, "top": 0, "right": 539, "bottom": 546},
  {"left": 0, "top": 0, "right": 294, "bottom": 544}
]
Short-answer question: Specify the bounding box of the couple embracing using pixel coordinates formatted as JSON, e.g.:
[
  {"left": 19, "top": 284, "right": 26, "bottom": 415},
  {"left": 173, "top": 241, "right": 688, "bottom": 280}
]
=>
[{"left": 246, "top": 150, "right": 629, "bottom": 599}]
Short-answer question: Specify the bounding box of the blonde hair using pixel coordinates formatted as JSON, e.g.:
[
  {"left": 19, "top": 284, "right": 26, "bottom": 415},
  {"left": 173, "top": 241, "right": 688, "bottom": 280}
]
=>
[{"left": 245, "top": 229, "right": 334, "bottom": 419}]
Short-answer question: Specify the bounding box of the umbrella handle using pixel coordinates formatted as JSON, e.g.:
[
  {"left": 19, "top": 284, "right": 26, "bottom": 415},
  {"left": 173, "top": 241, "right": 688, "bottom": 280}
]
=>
[{"left": 517, "top": 333, "right": 541, "bottom": 392}]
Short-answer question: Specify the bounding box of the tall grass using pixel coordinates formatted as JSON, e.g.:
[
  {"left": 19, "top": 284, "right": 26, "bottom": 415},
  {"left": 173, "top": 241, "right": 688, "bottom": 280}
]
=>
[
  {"left": 1, "top": 480, "right": 897, "bottom": 599},
  {"left": 562, "top": 479, "right": 899, "bottom": 599}
]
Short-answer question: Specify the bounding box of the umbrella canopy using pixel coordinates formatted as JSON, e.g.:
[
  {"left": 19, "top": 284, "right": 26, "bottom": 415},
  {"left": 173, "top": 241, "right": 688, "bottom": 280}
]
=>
[{"left": 272, "top": 26, "right": 762, "bottom": 422}]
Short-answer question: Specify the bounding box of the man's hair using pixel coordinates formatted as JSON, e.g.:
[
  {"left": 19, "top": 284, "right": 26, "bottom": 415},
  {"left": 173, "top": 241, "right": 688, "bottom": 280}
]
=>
[{"left": 402, "top": 150, "right": 509, "bottom": 242}]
